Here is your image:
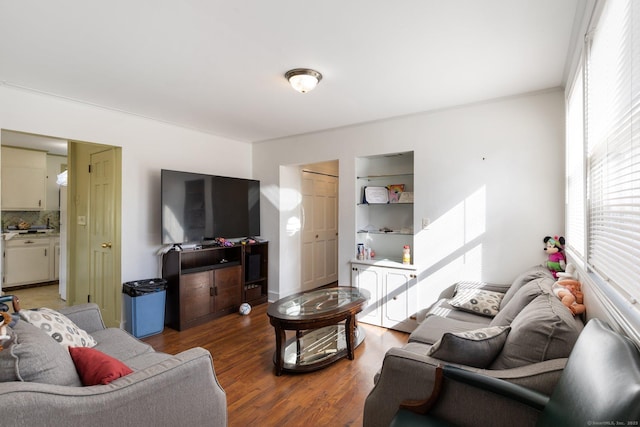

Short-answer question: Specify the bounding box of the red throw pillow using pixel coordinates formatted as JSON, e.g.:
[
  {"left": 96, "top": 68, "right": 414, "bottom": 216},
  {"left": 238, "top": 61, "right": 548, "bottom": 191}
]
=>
[{"left": 68, "top": 346, "right": 133, "bottom": 386}]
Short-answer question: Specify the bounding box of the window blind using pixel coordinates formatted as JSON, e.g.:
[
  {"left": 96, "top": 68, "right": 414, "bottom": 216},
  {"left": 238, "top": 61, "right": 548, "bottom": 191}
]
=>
[
  {"left": 586, "top": 0, "right": 640, "bottom": 301},
  {"left": 566, "top": 68, "right": 585, "bottom": 258}
]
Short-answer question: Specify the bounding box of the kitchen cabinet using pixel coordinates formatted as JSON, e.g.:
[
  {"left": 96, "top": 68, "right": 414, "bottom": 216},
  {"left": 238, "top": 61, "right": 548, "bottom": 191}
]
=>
[
  {"left": 1, "top": 146, "right": 47, "bottom": 210},
  {"left": 3, "top": 237, "right": 51, "bottom": 286},
  {"left": 351, "top": 261, "right": 418, "bottom": 332}
]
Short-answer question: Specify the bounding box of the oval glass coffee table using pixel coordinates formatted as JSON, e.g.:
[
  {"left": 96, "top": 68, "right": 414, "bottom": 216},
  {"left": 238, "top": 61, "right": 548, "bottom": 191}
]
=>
[{"left": 267, "top": 286, "right": 369, "bottom": 375}]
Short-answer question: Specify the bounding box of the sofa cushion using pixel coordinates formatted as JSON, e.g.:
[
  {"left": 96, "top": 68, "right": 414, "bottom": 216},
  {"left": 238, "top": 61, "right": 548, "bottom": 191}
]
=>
[
  {"left": 91, "top": 328, "right": 155, "bottom": 363},
  {"left": 449, "top": 289, "right": 504, "bottom": 317},
  {"left": 124, "top": 351, "right": 174, "bottom": 371},
  {"left": 69, "top": 346, "right": 133, "bottom": 385},
  {"left": 409, "top": 315, "right": 490, "bottom": 344},
  {"left": 490, "top": 277, "right": 554, "bottom": 326},
  {"left": 0, "top": 321, "right": 82, "bottom": 386},
  {"left": 19, "top": 307, "right": 97, "bottom": 348},
  {"left": 427, "top": 326, "right": 511, "bottom": 368},
  {"left": 500, "top": 265, "right": 553, "bottom": 309},
  {"left": 490, "top": 293, "right": 584, "bottom": 369},
  {"left": 424, "top": 298, "right": 497, "bottom": 323}
]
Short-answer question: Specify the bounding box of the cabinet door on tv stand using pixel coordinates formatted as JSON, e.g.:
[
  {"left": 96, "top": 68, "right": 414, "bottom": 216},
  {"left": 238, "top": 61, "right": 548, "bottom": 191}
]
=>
[
  {"left": 180, "top": 271, "right": 214, "bottom": 325},
  {"left": 214, "top": 265, "right": 242, "bottom": 313}
]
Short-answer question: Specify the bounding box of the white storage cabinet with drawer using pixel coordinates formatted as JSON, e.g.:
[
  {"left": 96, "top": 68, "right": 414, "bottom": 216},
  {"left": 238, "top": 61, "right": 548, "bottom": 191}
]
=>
[{"left": 3, "top": 237, "right": 52, "bottom": 286}]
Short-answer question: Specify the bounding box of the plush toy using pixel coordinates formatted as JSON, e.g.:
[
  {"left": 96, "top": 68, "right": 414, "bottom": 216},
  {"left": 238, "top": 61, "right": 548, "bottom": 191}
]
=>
[
  {"left": 0, "top": 311, "right": 13, "bottom": 351},
  {"left": 552, "top": 279, "right": 586, "bottom": 316},
  {"left": 557, "top": 263, "right": 577, "bottom": 280},
  {"left": 543, "top": 235, "right": 566, "bottom": 278}
]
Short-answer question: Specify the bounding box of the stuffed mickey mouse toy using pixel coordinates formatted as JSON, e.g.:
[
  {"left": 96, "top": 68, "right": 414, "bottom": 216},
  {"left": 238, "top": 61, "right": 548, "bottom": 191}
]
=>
[{"left": 544, "top": 235, "right": 566, "bottom": 279}]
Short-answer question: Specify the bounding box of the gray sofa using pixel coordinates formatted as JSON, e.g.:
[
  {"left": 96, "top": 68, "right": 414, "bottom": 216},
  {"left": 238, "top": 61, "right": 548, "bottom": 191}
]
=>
[
  {"left": 363, "top": 266, "right": 585, "bottom": 427},
  {"left": 0, "top": 303, "right": 227, "bottom": 427}
]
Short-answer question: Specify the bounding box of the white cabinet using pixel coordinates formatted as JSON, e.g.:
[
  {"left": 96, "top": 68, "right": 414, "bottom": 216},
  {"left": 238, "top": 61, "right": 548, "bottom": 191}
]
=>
[
  {"left": 1, "top": 147, "right": 47, "bottom": 210},
  {"left": 3, "top": 237, "right": 51, "bottom": 286},
  {"left": 352, "top": 262, "right": 418, "bottom": 332},
  {"left": 353, "top": 151, "right": 417, "bottom": 332}
]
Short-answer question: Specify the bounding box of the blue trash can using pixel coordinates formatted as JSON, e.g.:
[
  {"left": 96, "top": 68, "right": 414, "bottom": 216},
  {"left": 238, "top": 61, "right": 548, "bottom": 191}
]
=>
[{"left": 122, "top": 278, "right": 167, "bottom": 338}]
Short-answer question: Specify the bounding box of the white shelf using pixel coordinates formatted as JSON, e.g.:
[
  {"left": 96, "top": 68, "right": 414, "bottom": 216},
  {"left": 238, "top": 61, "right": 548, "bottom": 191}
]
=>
[
  {"left": 357, "top": 230, "right": 413, "bottom": 235},
  {"left": 357, "top": 173, "right": 414, "bottom": 180},
  {"left": 357, "top": 202, "right": 413, "bottom": 206}
]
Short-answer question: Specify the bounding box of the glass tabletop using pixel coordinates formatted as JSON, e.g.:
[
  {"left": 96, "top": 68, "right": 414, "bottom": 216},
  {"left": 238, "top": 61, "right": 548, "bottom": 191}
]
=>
[{"left": 275, "top": 287, "right": 366, "bottom": 317}]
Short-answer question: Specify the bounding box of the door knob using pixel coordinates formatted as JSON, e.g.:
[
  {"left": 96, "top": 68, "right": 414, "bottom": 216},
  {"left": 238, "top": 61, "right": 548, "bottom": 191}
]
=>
[{"left": 101, "top": 242, "right": 112, "bottom": 248}]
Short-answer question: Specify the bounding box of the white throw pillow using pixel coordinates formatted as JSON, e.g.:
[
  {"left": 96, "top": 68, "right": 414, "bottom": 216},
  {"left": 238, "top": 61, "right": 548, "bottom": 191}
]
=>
[
  {"left": 449, "top": 289, "right": 504, "bottom": 317},
  {"left": 19, "top": 307, "right": 97, "bottom": 348}
]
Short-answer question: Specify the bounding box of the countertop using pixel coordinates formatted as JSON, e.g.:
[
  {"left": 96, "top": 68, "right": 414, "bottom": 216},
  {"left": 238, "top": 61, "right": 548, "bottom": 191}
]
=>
[{"left": 2, "top": 230, "right": 60, "bottom": 240}]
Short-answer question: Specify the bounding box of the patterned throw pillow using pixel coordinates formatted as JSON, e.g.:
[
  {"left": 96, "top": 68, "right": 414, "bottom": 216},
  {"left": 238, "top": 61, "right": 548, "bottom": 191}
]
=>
[
  {"left": 449, "top": 289, "right": 504, "bottom": 317},
  {"left": 427, "top": 326, "right": 511, "bottom": 368},
  {"left": 19, "top": 307, "right": 97, "bottom": 348}
]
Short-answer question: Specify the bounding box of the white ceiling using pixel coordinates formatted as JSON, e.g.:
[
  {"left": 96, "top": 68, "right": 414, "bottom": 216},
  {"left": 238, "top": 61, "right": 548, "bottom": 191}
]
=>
[{"left": 0, "top": 0, "right": 582, "bottom": 143}]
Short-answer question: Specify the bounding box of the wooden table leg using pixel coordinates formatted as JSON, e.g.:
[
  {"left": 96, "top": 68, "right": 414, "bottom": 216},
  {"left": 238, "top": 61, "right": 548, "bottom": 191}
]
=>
[
  {"left": 273, "top": 324, "right": 286, "bottom": 376},
  {"left": 345, "top": 315, "right": 355, "bottom": 360}
]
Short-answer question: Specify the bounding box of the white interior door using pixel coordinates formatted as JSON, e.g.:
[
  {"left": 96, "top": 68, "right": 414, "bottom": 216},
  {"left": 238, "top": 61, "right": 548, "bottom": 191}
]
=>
[{"left": 301, "top": 170, "right": 338, "bottom": 291}]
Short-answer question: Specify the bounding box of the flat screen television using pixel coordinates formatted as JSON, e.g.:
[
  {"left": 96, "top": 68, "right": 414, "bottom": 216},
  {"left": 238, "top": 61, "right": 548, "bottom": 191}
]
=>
[{"left": 161, "top": 169, "right": 260, "bottom": 245}]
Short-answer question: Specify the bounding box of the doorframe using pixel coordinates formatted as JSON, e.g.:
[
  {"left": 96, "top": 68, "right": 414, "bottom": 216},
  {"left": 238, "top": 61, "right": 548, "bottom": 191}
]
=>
[
  {"left": 67, "top": 140, "right": 122, "bottom": 325},
  {"left": 299, "top": 160, "right": 339, "bottom": 291}
]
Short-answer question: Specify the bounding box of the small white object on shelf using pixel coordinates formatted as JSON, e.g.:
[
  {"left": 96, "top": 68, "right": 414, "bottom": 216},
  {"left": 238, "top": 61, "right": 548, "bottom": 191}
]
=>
[
  {"left": 398, "top": 192, "right": 414, "bottom": 203},
  {"left": 364, "top": 187, "right": 389, "bottom": 204}
]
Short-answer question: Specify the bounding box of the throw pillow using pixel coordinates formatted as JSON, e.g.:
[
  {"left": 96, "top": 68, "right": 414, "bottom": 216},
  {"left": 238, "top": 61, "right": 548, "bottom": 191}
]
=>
[
  {"left": 490, "top": 293, "right": 584, "bottom": 369},
  {"left": 427, "top": 326, "right": 511, "bottom": 368},
  {"left": 19, "top": 307, "right": 97, "bottom": 348},
  {"left": 453, "top": 280, "right": 511, "bottom": 295},
  {"left": 69, "top": 346, "right": 133, "bottom": 386},
  {"left": 449, "top": 289, "right": 504, "bottom": 317},
  {"left": 490, "top": 277, "right": 554, "bottom": 327},
  {"left": 500, "top": 266, "right": 554, "bottom": 309},
  {"left": 0, "top": 320, "right": 82, "bottom": 386}
]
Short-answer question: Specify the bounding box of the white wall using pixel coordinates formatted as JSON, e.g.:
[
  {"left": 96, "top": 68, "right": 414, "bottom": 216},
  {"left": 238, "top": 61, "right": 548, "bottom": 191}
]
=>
[
  {"left": 0, "top": 86, "right": 252, "bottom": 283},
  {"left": 253, "top": 89, "right": 565, "bottom": 307}
]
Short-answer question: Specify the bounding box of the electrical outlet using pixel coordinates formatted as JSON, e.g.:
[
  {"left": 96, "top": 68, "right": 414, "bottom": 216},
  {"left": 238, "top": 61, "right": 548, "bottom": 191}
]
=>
[{"left": 422, "top": 218, "right": 430, "bottom": 229}]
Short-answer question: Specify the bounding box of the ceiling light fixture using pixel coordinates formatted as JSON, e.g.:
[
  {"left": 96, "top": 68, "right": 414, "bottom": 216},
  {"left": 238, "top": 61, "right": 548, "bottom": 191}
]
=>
[{"left": 285, "top": 68, "right": 322, "bottom": 93}]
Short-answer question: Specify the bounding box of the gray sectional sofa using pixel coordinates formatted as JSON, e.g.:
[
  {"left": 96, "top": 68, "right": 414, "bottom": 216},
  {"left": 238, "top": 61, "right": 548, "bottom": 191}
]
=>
[
  {"left": 363, "top": 266, "right": 585, "bottom": 427},
  {"left": 0, "top": 303, "right": 227, "bottom": 427}
]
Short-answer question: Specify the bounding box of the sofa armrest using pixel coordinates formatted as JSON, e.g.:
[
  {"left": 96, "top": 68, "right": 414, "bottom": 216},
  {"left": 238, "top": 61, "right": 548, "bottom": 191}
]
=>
[
  {"left": 60, "top": 303, "right": 106, "bottom": 333},
  {"left": 441, "top": 365, "right": 549, "bottom": 410},
  {"left": 0, "top": 347, "right": 227, "bottom": 427},
  {"left": 363, "top": 345, "right": 566, "bottom": 427}
]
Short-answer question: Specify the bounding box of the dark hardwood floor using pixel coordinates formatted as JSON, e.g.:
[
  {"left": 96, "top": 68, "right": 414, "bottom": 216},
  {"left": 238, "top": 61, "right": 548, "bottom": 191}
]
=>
[{"left": 142, "top": 302, "right": 409, "bottom": 427}]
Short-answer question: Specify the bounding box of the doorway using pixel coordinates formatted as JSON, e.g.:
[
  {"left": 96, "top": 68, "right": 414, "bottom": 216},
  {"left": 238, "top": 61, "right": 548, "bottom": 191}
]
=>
[
  {"left": 0, "top": 130, "right": 122, "bottom": 326},
  {"left": 300, "top": 161, "right": 339, "bottom": 291},
  {"left": 0, "top": 130, "right": 67, "bottom": 300}
]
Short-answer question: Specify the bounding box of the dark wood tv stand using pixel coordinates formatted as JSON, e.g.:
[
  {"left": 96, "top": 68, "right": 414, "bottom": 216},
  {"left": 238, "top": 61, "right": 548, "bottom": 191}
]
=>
[{"left": 162, "top": 241, "right": 268, "bottom": 331}]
